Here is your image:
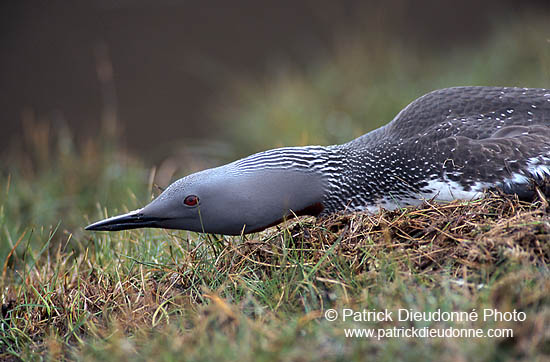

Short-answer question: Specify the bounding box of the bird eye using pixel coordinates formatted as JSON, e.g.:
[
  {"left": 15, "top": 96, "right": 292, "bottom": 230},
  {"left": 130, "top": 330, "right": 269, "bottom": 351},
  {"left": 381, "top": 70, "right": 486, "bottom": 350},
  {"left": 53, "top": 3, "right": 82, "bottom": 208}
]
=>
[{"left": 183, "top": 195, "right": 199, "bottom": 207}]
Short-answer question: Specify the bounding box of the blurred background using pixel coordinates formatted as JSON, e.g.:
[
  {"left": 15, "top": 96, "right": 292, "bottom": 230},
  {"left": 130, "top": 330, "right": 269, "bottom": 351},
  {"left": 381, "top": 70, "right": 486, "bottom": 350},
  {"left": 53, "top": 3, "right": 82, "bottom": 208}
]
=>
[
  {"left": 3, "top": 1, "right": 550, "bottom": 159},
  {"left": 0, "top": 0, "right": 549, "bottom": 255}
]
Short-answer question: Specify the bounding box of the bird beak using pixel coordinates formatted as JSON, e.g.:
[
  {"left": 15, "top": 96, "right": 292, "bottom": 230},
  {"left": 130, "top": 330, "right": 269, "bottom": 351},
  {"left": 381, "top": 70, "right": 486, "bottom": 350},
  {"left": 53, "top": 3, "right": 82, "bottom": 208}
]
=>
[{"left": 85, "top": 209, "right": 167, "bottom": 231}]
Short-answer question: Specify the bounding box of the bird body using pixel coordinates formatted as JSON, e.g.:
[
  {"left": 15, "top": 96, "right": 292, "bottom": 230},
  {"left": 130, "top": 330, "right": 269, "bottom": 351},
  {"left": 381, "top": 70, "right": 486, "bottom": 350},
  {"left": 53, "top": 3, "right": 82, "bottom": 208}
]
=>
[{"left": 87, "top": 86, "right": 550, "bottom": 235}]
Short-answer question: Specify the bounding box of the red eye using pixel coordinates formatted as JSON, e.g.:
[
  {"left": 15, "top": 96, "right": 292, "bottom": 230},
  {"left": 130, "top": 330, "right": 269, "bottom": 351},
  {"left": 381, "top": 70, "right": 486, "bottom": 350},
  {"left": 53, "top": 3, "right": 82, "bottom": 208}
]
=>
[{"left": 183, "top": 195, "right": 199, "bottom": 206}]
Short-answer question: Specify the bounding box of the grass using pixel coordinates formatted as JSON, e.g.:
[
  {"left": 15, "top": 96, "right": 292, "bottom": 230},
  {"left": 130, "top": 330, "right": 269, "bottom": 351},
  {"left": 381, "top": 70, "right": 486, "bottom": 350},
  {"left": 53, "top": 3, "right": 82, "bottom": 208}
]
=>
[{"left": 1, "top": 16, "right": 550, "bottom": 362}]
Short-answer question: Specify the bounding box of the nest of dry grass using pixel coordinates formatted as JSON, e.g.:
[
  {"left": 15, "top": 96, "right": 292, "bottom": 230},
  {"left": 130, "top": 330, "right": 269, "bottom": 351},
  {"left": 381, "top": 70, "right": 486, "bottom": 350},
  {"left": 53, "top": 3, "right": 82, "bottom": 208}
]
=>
[{"left": 235, "top": 193, "right": 550, "bottom": 279}]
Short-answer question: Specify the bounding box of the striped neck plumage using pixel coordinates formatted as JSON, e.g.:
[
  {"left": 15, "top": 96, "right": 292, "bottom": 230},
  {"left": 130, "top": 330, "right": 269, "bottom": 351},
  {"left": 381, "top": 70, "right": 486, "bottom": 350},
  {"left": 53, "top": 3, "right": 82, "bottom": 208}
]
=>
[{"left": 232, "top": 145, "right": 382, "bottom": 216}]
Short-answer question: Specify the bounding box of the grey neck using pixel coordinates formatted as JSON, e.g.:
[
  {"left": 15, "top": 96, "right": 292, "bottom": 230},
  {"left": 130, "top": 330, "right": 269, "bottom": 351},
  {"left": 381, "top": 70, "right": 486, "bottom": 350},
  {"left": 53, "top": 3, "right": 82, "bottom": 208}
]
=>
[
  {"left": 232, "top": 128, "right": 433, "bottom": 217},
  {"left": 234, "top": 143, "right": 383, "bottom": 216}
]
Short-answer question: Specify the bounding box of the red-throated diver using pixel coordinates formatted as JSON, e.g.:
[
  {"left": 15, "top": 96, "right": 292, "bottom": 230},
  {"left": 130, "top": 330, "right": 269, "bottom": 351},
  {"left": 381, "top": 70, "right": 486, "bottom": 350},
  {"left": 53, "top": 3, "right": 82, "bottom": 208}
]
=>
[{"left": 86, "top": 86, "right": 550, "bottom": 235}]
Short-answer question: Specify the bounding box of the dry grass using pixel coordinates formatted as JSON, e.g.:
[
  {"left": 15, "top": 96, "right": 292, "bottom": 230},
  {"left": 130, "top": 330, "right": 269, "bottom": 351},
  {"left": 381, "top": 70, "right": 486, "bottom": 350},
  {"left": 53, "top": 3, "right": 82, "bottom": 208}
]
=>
[{"left": 234, "top": 192, "right": 549, "bottom": 280}]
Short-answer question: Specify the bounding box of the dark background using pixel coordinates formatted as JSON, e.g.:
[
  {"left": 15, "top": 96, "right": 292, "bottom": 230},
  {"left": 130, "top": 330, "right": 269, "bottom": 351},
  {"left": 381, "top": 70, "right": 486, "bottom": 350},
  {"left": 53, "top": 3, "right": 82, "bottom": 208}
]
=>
[{"left": 2, "top": 0, "right": 549, "bottom": 160}]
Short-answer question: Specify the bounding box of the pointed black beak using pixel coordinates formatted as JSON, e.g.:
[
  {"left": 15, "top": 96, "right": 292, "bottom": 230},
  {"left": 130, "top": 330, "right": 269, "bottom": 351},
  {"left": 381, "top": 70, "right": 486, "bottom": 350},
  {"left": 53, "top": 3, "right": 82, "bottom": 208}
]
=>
[{"left": 85, "top": 209, "right": 167, "bottom": 231}]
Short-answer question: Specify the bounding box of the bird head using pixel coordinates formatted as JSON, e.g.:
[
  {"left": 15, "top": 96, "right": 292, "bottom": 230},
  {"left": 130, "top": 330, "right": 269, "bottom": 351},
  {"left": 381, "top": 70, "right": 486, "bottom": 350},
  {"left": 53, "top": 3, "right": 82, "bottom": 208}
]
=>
[{"left": 86, "top": 159, "right": 326, "bottom": 235}]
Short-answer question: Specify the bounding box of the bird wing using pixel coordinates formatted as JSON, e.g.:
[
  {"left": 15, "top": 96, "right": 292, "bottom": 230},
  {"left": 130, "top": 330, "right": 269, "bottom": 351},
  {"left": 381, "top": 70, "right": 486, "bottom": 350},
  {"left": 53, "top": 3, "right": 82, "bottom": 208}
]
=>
[
  {"left": 388, "top": 86, "right": 550, "bottom": 140},
  {"left": 434, "top": 124, "right": 550, "bottom": 196}
]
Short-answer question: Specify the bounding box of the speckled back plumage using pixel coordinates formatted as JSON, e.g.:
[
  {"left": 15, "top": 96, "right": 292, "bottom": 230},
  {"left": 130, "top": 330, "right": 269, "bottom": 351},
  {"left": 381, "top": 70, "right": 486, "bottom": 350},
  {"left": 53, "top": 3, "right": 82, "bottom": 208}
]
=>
[{"left": 319, "top": 86, "right": 550, "bottom": 213}]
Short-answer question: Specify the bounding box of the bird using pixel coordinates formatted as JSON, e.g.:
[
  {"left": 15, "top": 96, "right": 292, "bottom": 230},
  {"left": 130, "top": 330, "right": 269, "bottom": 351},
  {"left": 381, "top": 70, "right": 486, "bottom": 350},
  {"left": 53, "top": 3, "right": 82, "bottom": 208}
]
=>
[{"left": 86, "top": 86, "right": 550, "bottom": 235}]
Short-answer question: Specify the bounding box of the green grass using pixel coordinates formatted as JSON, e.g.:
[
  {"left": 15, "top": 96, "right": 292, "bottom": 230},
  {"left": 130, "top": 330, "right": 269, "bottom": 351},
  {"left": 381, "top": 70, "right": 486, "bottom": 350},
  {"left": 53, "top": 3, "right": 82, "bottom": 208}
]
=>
[{"left": 1, "top": 16, "right": 550, "bottom": 361}]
